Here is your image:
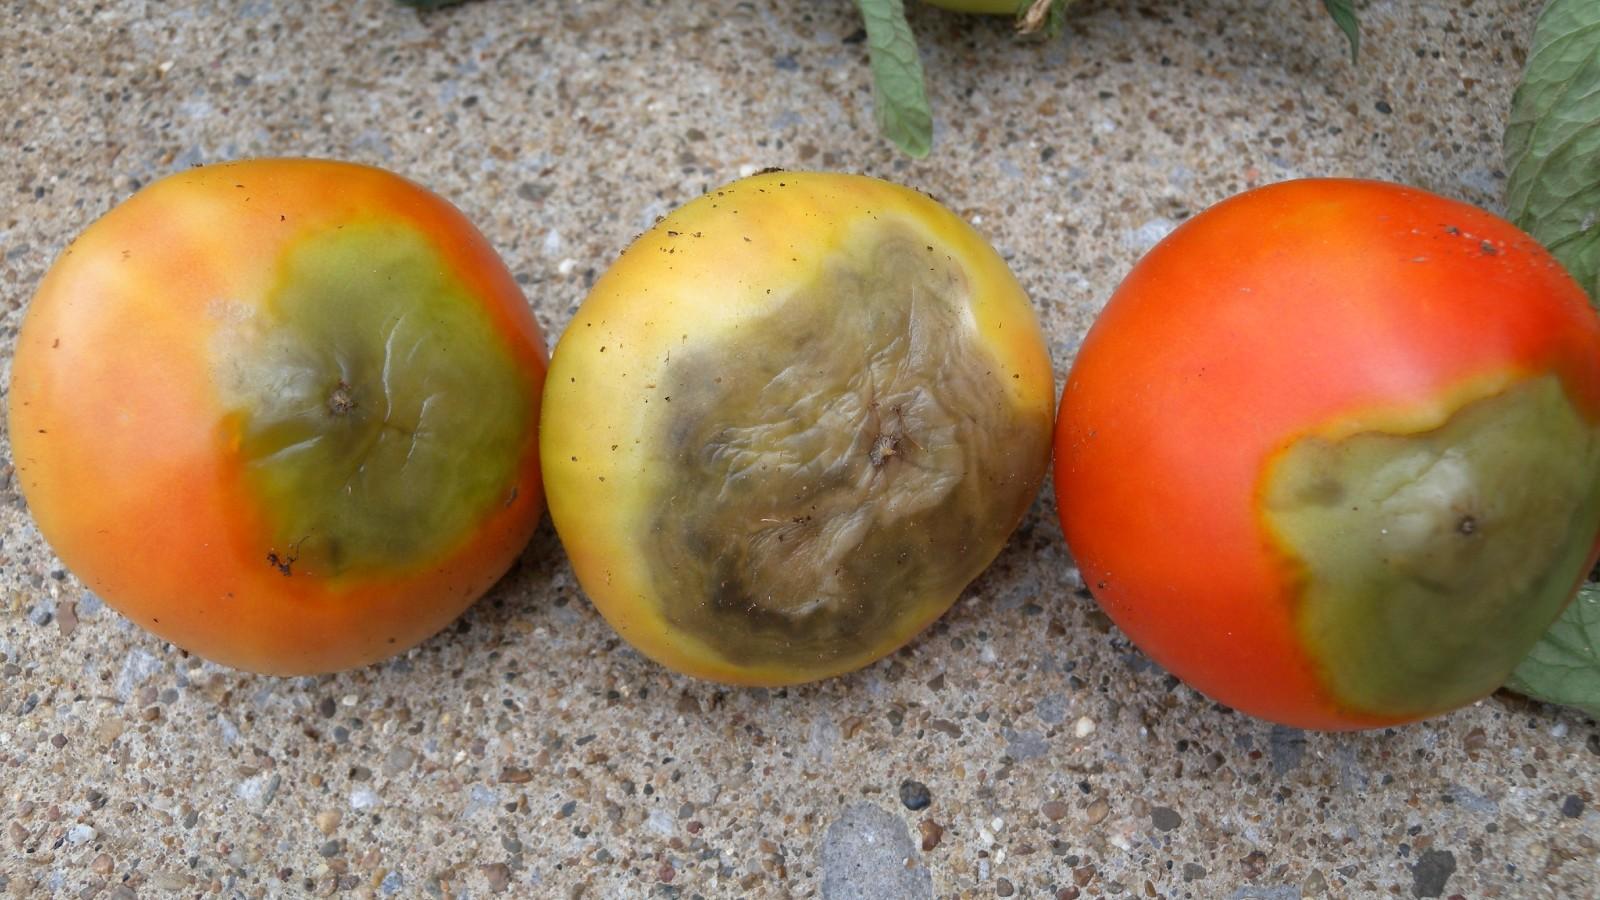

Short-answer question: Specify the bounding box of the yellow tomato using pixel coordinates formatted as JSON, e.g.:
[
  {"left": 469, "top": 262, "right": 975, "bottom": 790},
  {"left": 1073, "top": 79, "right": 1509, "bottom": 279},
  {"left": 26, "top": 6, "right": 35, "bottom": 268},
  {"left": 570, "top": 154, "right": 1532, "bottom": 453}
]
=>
[
  {"left": 542, "top": 172, "right": 1054, "bottom": 685},
  {"left": 8, "top": 159, "right": 547, "bottom": 674}
]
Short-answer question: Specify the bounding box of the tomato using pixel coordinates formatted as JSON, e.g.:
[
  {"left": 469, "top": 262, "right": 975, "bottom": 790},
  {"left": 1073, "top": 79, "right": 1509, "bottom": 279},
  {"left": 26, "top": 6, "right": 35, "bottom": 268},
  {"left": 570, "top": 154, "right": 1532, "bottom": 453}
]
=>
[
  {"left": 542, "top": 172, "right": 1055, "bottom": 685},
  {"left": 7, "top": 159, "right": 547, "bottom": 675},
  {"left": 1054, "top": 179, "right": 1600, "bottom": 730}
]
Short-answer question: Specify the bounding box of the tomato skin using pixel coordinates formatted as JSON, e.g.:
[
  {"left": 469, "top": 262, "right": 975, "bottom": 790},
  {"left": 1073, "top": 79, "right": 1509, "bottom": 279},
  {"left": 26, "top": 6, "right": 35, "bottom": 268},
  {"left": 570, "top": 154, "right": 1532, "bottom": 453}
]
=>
[
  {"left": 7, "top": 159, "right": 547, "bottom": 675},
  {"left": 1054, "top": 179, "right": 1600, "bottom": 730}
]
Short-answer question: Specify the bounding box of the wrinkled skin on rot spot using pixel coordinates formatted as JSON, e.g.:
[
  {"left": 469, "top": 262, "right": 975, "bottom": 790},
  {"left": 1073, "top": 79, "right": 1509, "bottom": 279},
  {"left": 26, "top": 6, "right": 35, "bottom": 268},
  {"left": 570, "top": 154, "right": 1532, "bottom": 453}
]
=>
[
  {"left": 543, "top": 172, "right": 1054, "bottom": 685},
  {"left": 1054, "top": 178, "right": 1600, "bottom": 730},
  {"left": 7, "top": 159, "right": 547, "bottom": 674}
]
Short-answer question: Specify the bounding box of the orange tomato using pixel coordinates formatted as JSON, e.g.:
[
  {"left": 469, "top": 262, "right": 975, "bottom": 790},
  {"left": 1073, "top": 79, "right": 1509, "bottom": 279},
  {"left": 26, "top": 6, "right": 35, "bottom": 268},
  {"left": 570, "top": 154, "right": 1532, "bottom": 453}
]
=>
[
  {"left": 1055, "top": 179, "right": 1600, "bottom": 729},
  {"left": 7, "top": 159, "right": 547, "bottom": 674}
]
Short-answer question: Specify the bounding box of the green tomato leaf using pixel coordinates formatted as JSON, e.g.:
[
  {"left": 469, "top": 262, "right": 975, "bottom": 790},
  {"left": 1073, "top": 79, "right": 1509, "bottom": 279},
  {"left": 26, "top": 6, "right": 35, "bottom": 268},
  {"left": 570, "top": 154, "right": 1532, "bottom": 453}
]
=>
[
  {"left": 1507, "top": 582, "right": 1600, "bottom": 719},
  {"left": 1505, "top": 0, "right": 1600, "bottom": 307},
  {"left": 856, "top": 0, "right": 934, "bottom": 158},
  {"left": 1503, "top": 0, "right": 1600, "bottom": 719},
  {"left": 1321, "top": 0, "right": 1360, "bottom": 63}
]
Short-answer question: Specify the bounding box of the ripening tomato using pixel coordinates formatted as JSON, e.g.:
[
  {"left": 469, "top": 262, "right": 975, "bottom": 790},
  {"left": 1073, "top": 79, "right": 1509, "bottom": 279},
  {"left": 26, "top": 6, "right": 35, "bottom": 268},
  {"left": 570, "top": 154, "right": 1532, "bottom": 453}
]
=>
[
  {"left": 7, "top": 159, "right": 547, "bottom": 674},
  {"left": 1055, "top": 179, "right": 1600, "bottom": 730},
  {"left": 542, "top": 171, "right": 1055, "bottom": 685}
]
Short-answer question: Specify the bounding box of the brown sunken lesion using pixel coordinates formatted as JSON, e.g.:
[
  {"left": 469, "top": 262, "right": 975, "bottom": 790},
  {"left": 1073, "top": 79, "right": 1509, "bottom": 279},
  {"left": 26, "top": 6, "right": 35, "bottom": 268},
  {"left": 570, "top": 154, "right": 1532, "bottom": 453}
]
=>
[{"left": 643, "top": 225, "right": 1051, "bottom": 668}]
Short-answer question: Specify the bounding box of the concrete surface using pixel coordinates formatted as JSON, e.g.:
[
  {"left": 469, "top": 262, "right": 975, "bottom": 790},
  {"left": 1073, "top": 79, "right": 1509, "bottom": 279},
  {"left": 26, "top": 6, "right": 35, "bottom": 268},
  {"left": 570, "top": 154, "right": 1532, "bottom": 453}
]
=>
[{"left": 1, "top": 0, "right": 1596, "bottom": 897}]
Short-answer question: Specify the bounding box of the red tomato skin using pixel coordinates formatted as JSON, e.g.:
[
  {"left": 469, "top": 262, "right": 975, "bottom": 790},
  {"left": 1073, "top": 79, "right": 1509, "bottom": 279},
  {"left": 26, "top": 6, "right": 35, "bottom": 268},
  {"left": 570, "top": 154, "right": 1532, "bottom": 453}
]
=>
[{"left": 1054, "top": 178, "right": 1600, "bottom": 730}]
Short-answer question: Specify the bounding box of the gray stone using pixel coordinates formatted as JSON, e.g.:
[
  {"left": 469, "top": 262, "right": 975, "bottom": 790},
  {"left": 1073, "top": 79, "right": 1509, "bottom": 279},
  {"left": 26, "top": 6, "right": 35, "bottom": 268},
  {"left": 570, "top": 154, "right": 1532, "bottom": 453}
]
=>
[
  {"left": 898, "top": 780, "right": 931, "bottom": 811},
  {"left": 1034, "top": 693, "right": 1069, "bottom": 726},
  {"left": 1411, "top": 849, "right": 1456, "bottom": 898},
  {"left": 1124, "top": 217, "right": 1177, "bottom": 253},
  {"left": 1268, "top": 726, "right": 1306, "bottom": 776},
  {"left": 1151, "top": 806, "right": 1181, "bottom": 832},
  {"left": 115, "top": 649, "right": 162, "bottom": 702},
  {"left": 1004, "top": 729, "right": 1049, "bottom": 761},
  {"left": 235, "top": 773, "right": 281, "bottom": 810},
  {"left": 1560, "top": 794, "right": 1583, "bottom": 818},
  {"left": 820, "top": 803, "right": 931, "bottom": 900},
  {"left": 1229, "top": 888, "right": 1301, "bottom": 900},
  {"left": 1445, "top": 784, "right": 1498, "bottom": 816}
]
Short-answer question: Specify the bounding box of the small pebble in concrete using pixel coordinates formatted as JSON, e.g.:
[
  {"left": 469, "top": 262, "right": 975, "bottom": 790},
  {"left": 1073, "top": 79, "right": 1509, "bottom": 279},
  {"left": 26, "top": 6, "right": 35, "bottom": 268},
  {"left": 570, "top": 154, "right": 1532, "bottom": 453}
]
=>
[
  {"left": 1560, "top": 794, "right": 1583, "bottom": 818},
  {"left": 1005, "top": 729, "right": 1049, "bottom": 761},
  {"left": 1268, "top": 726, "right": 1306, "bottom": 775},
  {"left": 899, "top": 780, "right": 931, "bottom": 811},
  {"left": 1240, "top": 851, "right": 1268, "bottom": 879},
  {"left": 1151, "top": 806, "right": 1181, "bottom": 832},
  {"left": 1227, "top": 887, "right": 1299, "bottom": 899},
  {"left": 1411, "top": 849, "right": 1456, "bottom": 898},
  {"left": 820, "top": 803, "right": 931, "bottom": 900},
  {"left": 646, "top": 808, "right": 674, "bottom": 835},
  {"left": 1035, "top": 693, "right": 1069, "bottom": 725},
  {"left": 55, "top": 600, "right": 77, "bottom": 636},
  {"left": 918, "top": 819, "right": 943, "bottom": 851},
  {"left": 1086, "top": 799, "right": 1110, "bottom": 825},
  {"left": 382, "top": 747, "right": 415, "bottom": 776},
  {"left": 1041, "top": 800, "right": 1069, "bottom": 821},
  {"left": 481, "top": 863, "right": 510, "bottom": 893}
]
